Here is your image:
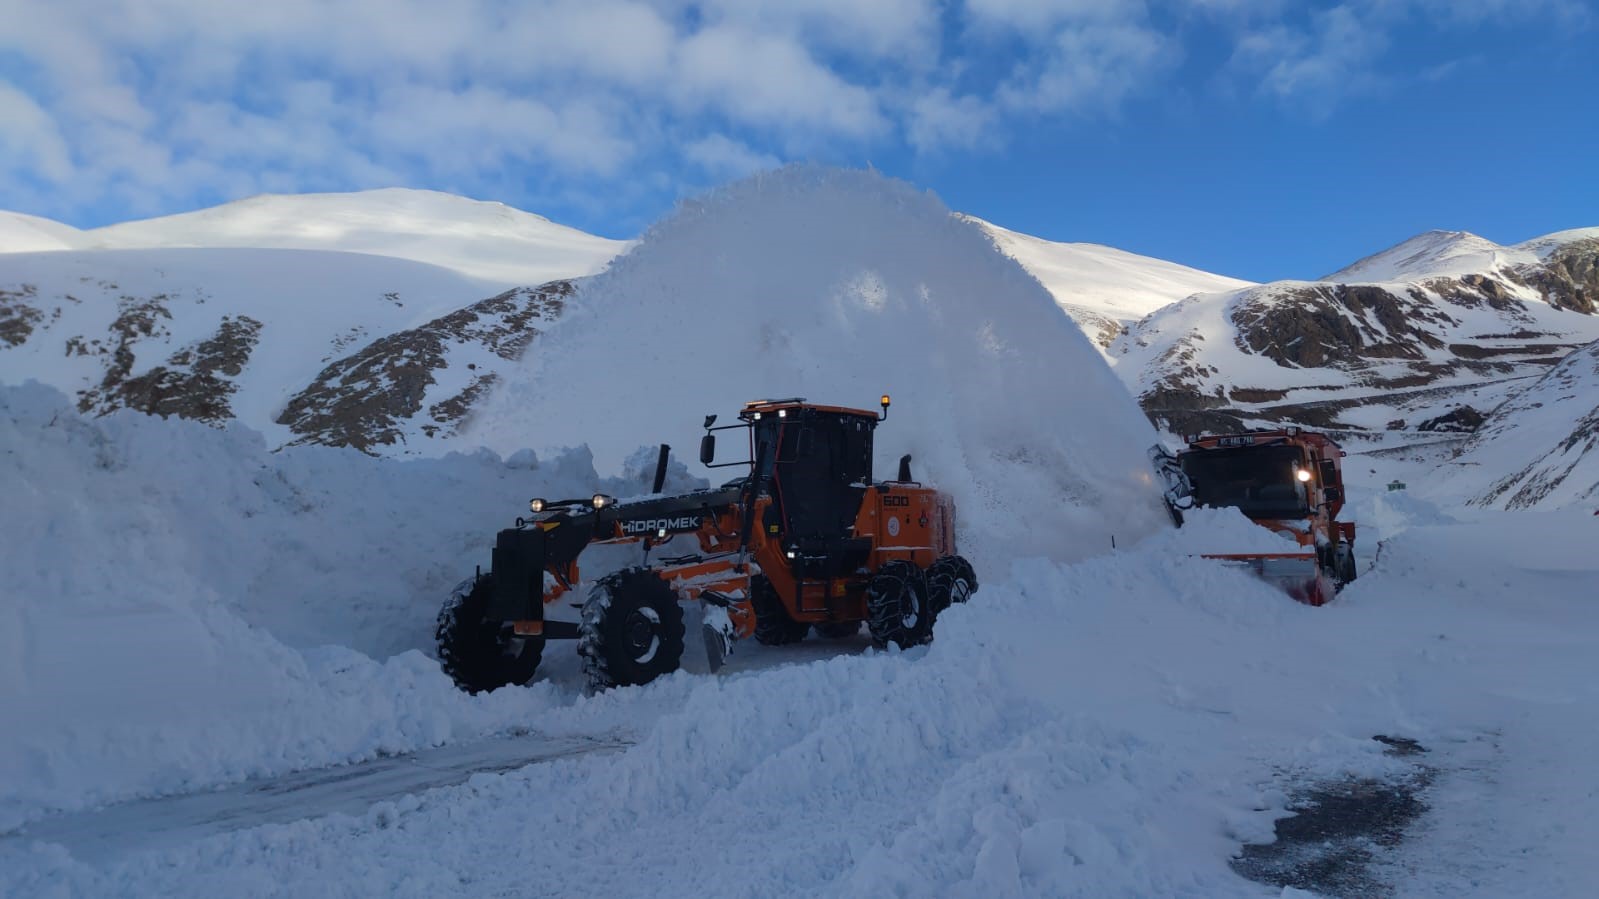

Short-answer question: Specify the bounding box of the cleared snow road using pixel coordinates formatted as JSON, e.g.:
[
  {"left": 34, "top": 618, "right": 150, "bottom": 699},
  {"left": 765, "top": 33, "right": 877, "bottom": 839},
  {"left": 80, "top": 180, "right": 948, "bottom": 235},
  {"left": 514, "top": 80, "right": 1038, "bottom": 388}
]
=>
[{"left": 2, "top": 732, "right": 630, "bottom": 863}]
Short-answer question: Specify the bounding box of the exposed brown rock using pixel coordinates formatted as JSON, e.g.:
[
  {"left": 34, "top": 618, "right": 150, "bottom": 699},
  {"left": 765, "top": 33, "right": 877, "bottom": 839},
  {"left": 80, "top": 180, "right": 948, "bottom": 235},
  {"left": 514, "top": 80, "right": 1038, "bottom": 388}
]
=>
[
  {"left": 1417, "top": 406, "right": 1485, "bottom": 433},
  {"left": 1509, "top": 238, "right": 1599, "bottom": 314},
  {"left": 101, "top": 316, "right": 264, "bottom": 424},
  {"left": 0, "top": 284, "right": 43, "bottom": 348},
  {"left": 277, "top": 281, "right": 571, "bottom": 453},
  {"left": 1229, "top": 387, "right": 1290, "bottom": 404}
]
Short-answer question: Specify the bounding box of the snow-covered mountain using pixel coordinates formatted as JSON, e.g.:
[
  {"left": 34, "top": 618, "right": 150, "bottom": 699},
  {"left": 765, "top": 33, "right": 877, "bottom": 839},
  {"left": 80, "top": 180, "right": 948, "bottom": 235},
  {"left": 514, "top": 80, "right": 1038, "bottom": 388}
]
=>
[
  {"left": 0, "top": 191, "right": 628, "bottom": 453},
  {"left": 0, "top": 247, "right": 579, "bottom": 453},
  {"left": 1116, "top": 228, "right": 1599, "bottom": 442},
  {"left": 1, "top": 188, "right": 627, "bottom": 285},
  {"left": 1443, "top": 337, "right": 1599, "bottom": 509},
  {"left": 970, "top": 216, "right": 1252, "bottom": 348}
]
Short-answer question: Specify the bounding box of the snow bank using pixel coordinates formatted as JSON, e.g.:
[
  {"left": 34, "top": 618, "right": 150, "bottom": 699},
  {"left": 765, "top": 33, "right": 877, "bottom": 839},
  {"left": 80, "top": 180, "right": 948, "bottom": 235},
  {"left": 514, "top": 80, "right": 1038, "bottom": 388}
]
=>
[
  {"left": 0, "top": 382, "right": 696, "bottom": 826},
  {"left": 1346, "top": 489, "right": 1459, "bottom": 541},
  {"left": 1158, "top": 506, "right": 1302, "bottom": 555},
  {"left": 469, "top": 167, "right": 1170, "bottom": 566},
  {"left": 8, "top": 527, "right": 1496, "bottom": 897}
]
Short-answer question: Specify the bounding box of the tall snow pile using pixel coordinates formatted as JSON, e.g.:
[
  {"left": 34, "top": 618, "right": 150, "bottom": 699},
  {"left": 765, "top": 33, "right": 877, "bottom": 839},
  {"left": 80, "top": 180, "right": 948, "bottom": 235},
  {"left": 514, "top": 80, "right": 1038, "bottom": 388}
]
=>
[
  {"left": 0, "top": 381, "right": 698, "bottom": 826},
  {"left": 469, "top": 167, "right": 1169, "bottom": 563}
]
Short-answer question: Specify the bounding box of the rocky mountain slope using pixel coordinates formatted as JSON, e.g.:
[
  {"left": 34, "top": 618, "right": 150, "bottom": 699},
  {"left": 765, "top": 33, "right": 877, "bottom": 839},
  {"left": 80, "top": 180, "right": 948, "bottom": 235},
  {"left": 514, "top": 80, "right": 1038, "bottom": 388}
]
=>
[
  {"left": 1115, "top": 228, "right": 1599, "bottom": 442},
  {"left": 970, "top": 217, "right": 1252, "bottom": 349},
  {"left": 0, "top": 245, "right": 583, "bottom": 454},
  {"left": 1444, "top": 337, "right": 1599, "bottom": 510},
  {"left": 0, "top": 191, "right": 626, "bottom": 454}
]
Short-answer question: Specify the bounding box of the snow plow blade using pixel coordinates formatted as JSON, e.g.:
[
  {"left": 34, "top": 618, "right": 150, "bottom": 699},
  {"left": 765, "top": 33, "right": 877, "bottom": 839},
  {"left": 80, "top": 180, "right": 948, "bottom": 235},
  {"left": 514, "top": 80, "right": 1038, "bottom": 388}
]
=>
[{"left": 1201, "top": 553, "right": 1334, "bottom": 607}]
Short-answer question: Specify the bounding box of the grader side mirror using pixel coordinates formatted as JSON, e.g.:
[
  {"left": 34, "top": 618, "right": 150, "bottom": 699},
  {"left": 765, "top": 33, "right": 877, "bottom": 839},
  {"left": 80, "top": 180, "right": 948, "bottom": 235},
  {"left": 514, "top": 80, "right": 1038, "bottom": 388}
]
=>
[{"left": 700, "top": 433, "right": 716, "bottom": 466}]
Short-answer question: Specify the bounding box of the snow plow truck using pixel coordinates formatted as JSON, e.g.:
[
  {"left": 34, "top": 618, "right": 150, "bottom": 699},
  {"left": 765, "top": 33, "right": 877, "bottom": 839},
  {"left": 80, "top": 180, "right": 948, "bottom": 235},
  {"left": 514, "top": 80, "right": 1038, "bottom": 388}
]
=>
[
  {"left": 438, "top": 396, "right": 977, "bottom": 692},
  {"left": 1150, "top": 427, "right": 1357, "bottom": 606}
]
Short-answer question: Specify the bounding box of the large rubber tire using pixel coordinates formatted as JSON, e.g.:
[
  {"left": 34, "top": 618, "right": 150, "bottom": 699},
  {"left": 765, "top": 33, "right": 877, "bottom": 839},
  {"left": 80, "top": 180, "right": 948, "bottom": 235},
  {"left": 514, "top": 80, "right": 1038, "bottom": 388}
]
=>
[
  {"left": 866, "top": 561, "right": 932, "bottom": 650},
  {"left": 813, "top": 621, "right": 861, "bottom": 639},
  {"left": 751, "top": 575, "right": 809, "bottom": 645},
  {"left": 436, "top": 575, "right": 544, "bottom": 694},
  {"left": 1335, "top": 546, "right": 1358, "bottom": 590},
  {"left": 928, "top": 555, "right": 978, "bottom": 617},
  {"left": 579, "top": 568, "right": 685, "bottom": 690}
]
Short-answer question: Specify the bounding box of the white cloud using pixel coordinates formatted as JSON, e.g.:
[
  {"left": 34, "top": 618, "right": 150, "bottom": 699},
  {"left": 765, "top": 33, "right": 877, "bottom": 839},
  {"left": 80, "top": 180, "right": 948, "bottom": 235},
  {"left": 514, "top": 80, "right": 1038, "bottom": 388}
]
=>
[
  {"left": 966, "top": 0, "right": 1146, "bottom": 31},
  {"left": 695, "top": 0, "right": 943, "bottom": 63},
  {"left": 0, "top": 0, "right": 1588, "bottom": 224},
  {"left": 0, "top": 82, "right": 76, "bottom": 184},
  {"left": 1000, "top": 23, "right": 1173, "bottom": 113},
  {"left": 682, "top": 134, "right": 782, "bottom": 177},
  {"left": 674, "top": 25, "right": 888, "bottom": 140},
  {"left": 907, "top": 88, "right": 1002, "bottom": 153}
]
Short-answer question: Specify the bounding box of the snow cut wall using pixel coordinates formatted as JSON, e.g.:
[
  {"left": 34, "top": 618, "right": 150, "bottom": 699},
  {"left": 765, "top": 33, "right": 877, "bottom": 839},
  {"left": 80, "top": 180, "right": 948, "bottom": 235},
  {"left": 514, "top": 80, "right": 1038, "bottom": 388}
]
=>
[{"left": 469, "top": 167, "right": 1169, "bottom": 563}]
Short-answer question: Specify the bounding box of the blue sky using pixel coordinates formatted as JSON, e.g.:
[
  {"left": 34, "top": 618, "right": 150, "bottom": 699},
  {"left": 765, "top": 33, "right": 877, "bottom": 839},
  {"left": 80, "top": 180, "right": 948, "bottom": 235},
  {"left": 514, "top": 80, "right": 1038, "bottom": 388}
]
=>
[{"left": 1, "top": 0, "right": 1594, "bottom": 281}]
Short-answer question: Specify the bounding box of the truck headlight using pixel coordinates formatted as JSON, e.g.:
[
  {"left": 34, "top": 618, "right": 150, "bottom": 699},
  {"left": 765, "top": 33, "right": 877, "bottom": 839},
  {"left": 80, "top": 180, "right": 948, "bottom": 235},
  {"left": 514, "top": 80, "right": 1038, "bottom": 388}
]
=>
[
  {"left": 529, "top": 498, "right": 546, "bottom": 513},
  {"left": 592, "top": 494, "right": 615, "bottom": 509}
]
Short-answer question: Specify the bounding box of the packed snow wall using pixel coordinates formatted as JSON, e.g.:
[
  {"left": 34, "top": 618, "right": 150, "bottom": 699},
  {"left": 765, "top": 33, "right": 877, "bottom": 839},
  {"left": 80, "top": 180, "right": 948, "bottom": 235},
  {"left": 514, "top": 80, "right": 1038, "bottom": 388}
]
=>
[{"left": 469, "top": 167, "right": 1170, "bottom": 563}]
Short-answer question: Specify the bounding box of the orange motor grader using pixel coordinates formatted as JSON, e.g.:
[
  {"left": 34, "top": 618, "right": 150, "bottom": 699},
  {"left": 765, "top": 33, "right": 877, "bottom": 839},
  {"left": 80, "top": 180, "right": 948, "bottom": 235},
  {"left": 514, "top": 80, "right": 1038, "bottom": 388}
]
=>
[
  {"left": 438, "top": 396, "right": 977, "bottom": 692},
  {"left": 1150, "top": 427, "right": 1357, "bottom": 606}
]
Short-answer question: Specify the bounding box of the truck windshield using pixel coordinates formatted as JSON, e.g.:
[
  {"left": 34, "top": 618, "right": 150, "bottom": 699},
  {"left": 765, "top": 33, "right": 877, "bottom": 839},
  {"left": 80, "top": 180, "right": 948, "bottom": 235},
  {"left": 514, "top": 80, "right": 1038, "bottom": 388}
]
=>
[{"left": 1181, "top": 444, "right": 1310, "bottom": 520}]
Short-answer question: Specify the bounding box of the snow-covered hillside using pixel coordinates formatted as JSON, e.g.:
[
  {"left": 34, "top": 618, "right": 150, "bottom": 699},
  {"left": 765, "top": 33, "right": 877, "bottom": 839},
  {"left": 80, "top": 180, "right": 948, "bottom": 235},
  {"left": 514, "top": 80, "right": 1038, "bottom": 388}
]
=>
[
  {"left": 1117, "top": 227, "right": 1599, "bottom": 443},
  {"left": 1441, "top": 337, "right": 1599, "bottom": 509},
  {"left": 971, "top": 216, "right": 1252, "bottom": 349},
  {"left": 0, "top": 188, "right": 638, "bottom": 453},
  {"left": 0, "top": 212, "right": 81, "bottom": 253},
  {"left": 0, "top": 247, "right": 577, "bottom": 452},
  {"left": 1, "top": 189, "right": 627, "bottom": 285},
  {"left": 469, "top": 168, "right": 1171, "bottom": 564}
]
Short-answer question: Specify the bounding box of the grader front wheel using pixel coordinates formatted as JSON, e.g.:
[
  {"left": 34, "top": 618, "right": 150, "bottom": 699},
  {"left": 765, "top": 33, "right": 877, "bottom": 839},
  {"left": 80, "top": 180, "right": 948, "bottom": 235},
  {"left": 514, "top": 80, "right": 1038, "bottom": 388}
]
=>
[
  {"left": 579, "top": 568, "right": 686, "bottom": 690},
  {"left": 436, "top": 575, "right": 545, "bottom": 694}
]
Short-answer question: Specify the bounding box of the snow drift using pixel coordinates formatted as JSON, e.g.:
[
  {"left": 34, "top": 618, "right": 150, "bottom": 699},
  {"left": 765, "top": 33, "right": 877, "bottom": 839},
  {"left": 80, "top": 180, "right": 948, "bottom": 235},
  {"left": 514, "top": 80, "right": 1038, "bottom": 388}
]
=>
[{"left": 469, "top": 167, "right": 1170, "bottom": 565}]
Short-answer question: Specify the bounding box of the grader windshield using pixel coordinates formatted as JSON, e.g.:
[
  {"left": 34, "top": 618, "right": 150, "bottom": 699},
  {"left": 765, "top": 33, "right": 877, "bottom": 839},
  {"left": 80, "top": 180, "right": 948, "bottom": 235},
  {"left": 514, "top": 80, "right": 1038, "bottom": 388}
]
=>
[
  {"left": 1180, "top": 444, "right": 1311, "bottom": 520},
  {"left": 751, "top": 406, "right": 876, "bottom": 539}
]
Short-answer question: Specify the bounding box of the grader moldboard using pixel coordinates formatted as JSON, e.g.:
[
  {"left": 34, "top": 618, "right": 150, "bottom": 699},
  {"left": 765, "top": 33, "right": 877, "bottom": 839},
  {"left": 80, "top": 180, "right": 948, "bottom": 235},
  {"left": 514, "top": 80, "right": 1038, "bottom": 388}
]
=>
[
  {"left": 438, "top": 396, "right": 978, "bottom": 692},
  {"left": 1149, "top": 427, "right": 1358, "bottom": 606}
]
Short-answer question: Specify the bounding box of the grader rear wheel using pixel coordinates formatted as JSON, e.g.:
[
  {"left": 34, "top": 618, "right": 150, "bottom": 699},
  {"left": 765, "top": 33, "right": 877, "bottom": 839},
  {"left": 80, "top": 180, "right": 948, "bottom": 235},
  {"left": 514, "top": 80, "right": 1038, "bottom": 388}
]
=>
[{"left": 866, "top": 561, "right": 932, "bottom": 650}]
